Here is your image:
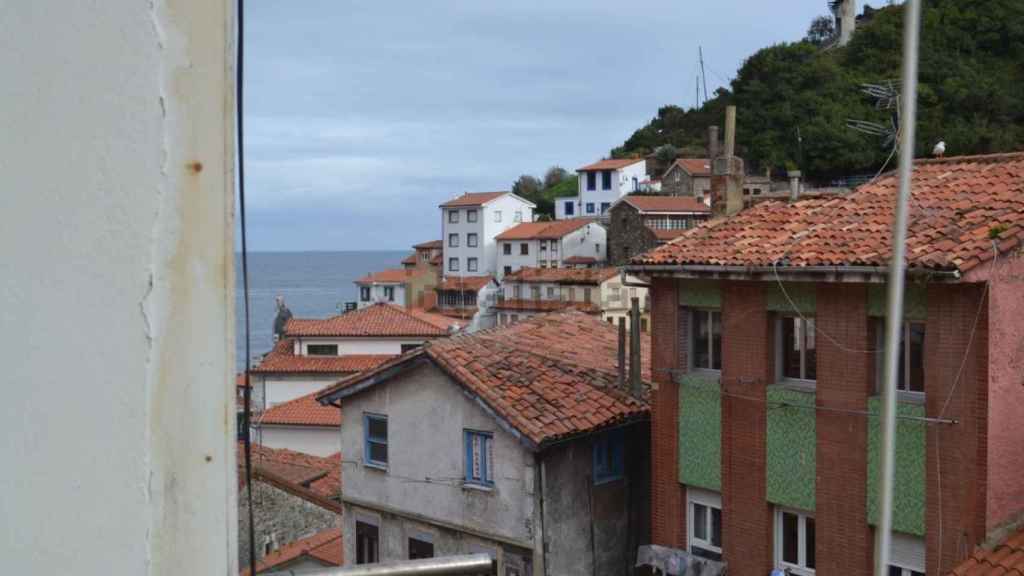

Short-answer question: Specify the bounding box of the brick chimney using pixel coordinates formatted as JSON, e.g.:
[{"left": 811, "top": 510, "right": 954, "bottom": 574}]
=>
[{"left": 710, "top": 106, "right": 745, "bottom": 217}]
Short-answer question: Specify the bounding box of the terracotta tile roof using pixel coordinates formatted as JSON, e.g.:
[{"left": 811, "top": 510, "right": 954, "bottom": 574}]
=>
[
  {"left": 251, "top": 339, "right": 395, "bottom": 375},
  {"left": 578, "top": 158, "right": 645, "bottom": 171},
  {"left": 355, "top": 268, "right": 414, "bottom": 284},
  {"left": 493, "top": 299, "right": 600, "bottom": 314},
  {"left": 406, "top": 307, "right": 460, "bottom": 331},
  {"left": 285, "top": 302, "right": 451, "bottom": 338},
  {"left": 495, "top": 218, "right": 597, "bottom": 240},
  {"left": 619, "top": 195, "right": 710, "bottom": 214},
  {"left": 238, "top": 443, "right": 341, "bottom": 501},
  {"left": 666, "top": 158, "right": 712, "bottom": 177},
  {"left": 436, "top": 275, "right": 494, "bottom": 292},
  {"left": 259, "top": 391, "right": 341, "bottom": 427},
  {"left": 242, "top": 527, "right": 342, "bottom": 576},
  {"left": 401, "top": 253, "right": 418, "bottom": 266},
  {"left": 502, "top": 267, "right": 619, "bottom": 285},
  {"left": 634, "top": 152, "right": 1024, "bottom": 273},
  {"left": 649, "top": 228, "right": 691, "bottom": 241},
  {"left": 319, "top": 312, "right": 650, "bottom": 447},
  {"left": 949, "top": 527, "right": 1024, "bottom": 576},
  {"left": 413, "top": 239, "right": 443, "bottom": 249},
  {"left": 563, "top": 255, "right": 597, "bottom": 265},
  {"left": 439, "top": 191, "right": 508, "bottom": 207},
  {"left": 430, "top": 253, "right": 443, "bottom": 265}
]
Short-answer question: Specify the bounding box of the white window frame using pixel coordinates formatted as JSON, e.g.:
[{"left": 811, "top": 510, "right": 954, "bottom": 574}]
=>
[
  {"left": 690, "top": 309, "right": 722, "bottom": 373},
  {"left": 687, "top": 489, "right": 723, "bottom": 561},
  {"left": 776, "top": 315, "right": 817, "bottom": 387},
  {"left": 874, "top": 320, "right": 926, "bottom": 399},
  {"left": 774, "top": 507, "right": 815, "bottom": 576},
  {"left": 886, "top": 532, "right": 925, "bottom": 576}
]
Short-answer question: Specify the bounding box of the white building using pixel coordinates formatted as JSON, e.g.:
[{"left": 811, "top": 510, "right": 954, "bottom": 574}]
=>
[
  {"left": 561, "top": 158, "right": 647, "bottom": 219},
  {"left": 554, "top": 195, "right": 578, "bottom": 220},
  {"left": 440, "top": 191, "right": 536, "bottom": 278},
  {"left": 494, "top": 218, "right": 606, "bottom": 279},
  {"left": 355, "top": 269, "right": 407, "bottom": 308},
  {"left": 256, "top": 392, "right": 341, "bottom": 457}
]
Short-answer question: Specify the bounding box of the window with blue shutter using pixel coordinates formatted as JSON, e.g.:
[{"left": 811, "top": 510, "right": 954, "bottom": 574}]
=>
[
  {"left": 593, "top": 428, "right": 624, "bottom": 484},
  {"left": 464, "top": 430, "right": 494, "bottom": 486},
  {"left": 364, "top": 414, "right": 388, "bottom": 468}
]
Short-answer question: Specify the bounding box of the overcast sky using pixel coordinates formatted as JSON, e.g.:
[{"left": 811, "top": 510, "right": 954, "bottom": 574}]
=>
[{"left": 242, "top": 0, "right": 828, "bottom": 251}]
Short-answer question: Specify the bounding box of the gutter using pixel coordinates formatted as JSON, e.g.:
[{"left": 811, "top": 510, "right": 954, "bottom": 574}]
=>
[{"left": 624, "top": 263, "right": 961, "bottom": 282}]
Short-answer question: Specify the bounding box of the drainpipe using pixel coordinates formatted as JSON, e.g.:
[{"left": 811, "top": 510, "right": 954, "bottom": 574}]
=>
[
  {"left": 629, "top": 297, "right": 642, "bottom": 398},
  {"left": 617, "top": 317, "right": 627, "bottom": 391}
]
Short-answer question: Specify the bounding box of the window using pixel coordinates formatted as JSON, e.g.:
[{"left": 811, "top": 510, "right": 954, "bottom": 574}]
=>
[
  {"left": 530, "top": 286, "right": 541, "bottom": 300},
  {"left": 600, "top": 202, "right": 611, "bottom": 214},
  {"left": 364, "top": 414, "right": 388, "bottom": 468},
  {"left": 586, "top": 202, "right": 596, "bottom": 214},
  {"left": 632, "top": 177, "right": 638, "bottom": 192},
  {"left": 595, "top": 243, "right": 600, "bottom": 254},
  {"left": 568, "top": 287, "right": 576, "bottom": 301},
  {"left": 688, "top": 490, "right": 723, "bottom": 561},
  {"left": 356, "top": 521, "right": 379, "bottom": 564},
  {"left": 307, "top": 344, "right": 338, "bottom": 356},
  {"left": 564, "top": 201, "right": 575, "bottom": 216},
  {"left": 408, "top": 537, "right": 434, "bottom": 560},
  {"left": 448, "top": 210, "right": 459, "bottom": 224},
  {"left": 550, "top": 242, "right": 558, "bottom": 254},
  {"left": 601, "top": 170, "right": 612, "bottom": 190},
  {"left": 889, "top": 568, "right": 924, "bottom": 576},
  {"left": 360, "top": 286, "right": 371, "bottom": 302},
  {"left": 502, "top": 243, "right": 511, "bottom": 255},
  {"left": 514, "top": 210, "right": 522, "bottom": 222},
  {"left": 546, "top": 286, "right": 555, "bottom": 299},
  {"left": 503, "top": 265, "right": 512, "bottom": 276},
  {"left": 641, "top": 318, "right": 648, "bottom": 332},
  {"left": 493, "top": 210, "right": 502, "bottom": 223},
  {"left": 776, "top": 509, "right": 815, "bottom": 575},
  {"left": 539, "top": 241, "right": 547, "bottom": 252},
  {"left": 467, "top": 209, "right": 478, "bottom": 223},
  {"left": 539, "top": 260, "right": 547, "bottom": 268},
  {"left": 876, "top": 320, "right": 925, "bottom": 394},
  {"left": 592, "top": 428, "right": 624, "bottom": 484},
  {"left": 520, "top": 243, "right": 529, "bottom": 255},
  {"left": 400, "top": 343, "right": 420, "bottom": 354},
  {"left": 513, "top": 285, "right": 521, "bottom": 299},
  {"left": 467, "top": 257, "right": 478, "bottom": 272},
  {"left": 779, "top": 316, "right": 817, "bottom": 382},
  {"left": 448, "top": 233, "right": 459, "bottom": 248},
  {"left": 586, "top": 172, "right": 596, "bottom": 191},
  {"left": 384, "top": 286, "right": 395, "bottom": 301},
  {"left": 691, "top": 310, "right": 722, "bottom": 371},
  {"left": 583, "top": 287, "right": 592, "bottom": 302},
  {"left": 449, "top": 258, "right": 459, "bottom": 272},
  {"left": 464, "top": 430, "right": 494, "bottom": 486},
  {"left": 467, "top": 233, "right": 478, "bottom": 248}
]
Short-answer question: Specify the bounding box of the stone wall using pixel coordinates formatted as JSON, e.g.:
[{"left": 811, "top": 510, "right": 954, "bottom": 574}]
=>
[
  {"left": 238, "top": 480, "right": 341, "bottom": 570},
  {"left": 607, "top": 204, "right": 660, "bottom": 266}
]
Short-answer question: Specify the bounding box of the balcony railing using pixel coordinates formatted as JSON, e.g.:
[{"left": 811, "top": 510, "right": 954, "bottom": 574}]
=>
[{"left": 275, "top": 554, "right": 495, "bottom": 576}]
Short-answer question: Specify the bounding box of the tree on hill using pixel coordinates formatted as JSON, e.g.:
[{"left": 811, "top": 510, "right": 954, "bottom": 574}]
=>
[
  {"left": 543, "top": 166, "right": 569, "bottom": 188},
  {"left": 512, "top": 174, "right": 542, "bottom": 199}
]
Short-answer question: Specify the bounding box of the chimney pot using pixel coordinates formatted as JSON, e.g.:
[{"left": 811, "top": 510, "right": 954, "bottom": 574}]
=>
[
  {"left": 724, "top": 106, "right": 737, "bottom": 158},
  {"left": 788, "top": 170, "right": 802, "bottom": 201},
  {"left": 708, "top": 125, "right": 720, "bottom": 160}
]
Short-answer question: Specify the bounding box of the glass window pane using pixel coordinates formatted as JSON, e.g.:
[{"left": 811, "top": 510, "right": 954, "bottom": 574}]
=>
[
  {"left": 888, "top": 567, "right": 903, "bottom": 576},
  {"left": 711, "top": 312, "right": 722, "bottom": 370},
  {"left": 805, "top": 517, "right": 815, "bottom": 569},
  {"left": 693, "top": 312, "right": 711, "bottom": 370},
  {"left": 782, "top": 512, "right": 799, "bottom": 564},
  {"left": 693, "top": 504, "right": 707, "bottom": 540},
  {"left": 909, "top": 323, "right": 925, "bottom": 393},
  {"left": 782, "top": 318, "right": 802, "bottom": 380},
  {"left": 804, "top": 318, "right": 817, "bottom": 380},
  {"left": 368, "top": 417, "right": 387, "bottom": 440},
  {"left": 369, "top": 441, "right": 387, "bottom": 464},
  {"left": 691, "top": 547, "right": 722, "bottom": 562},
  {"left": 711, "top": 507, "right": 722, "bottom": 547}
]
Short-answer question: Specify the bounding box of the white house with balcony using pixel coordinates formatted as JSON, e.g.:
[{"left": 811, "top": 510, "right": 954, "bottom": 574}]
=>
[
  {"left": 440, "top": 191, "right": 536, "bottom": 278},
  {"left": 559, "top": 158, "right": 647, "bottom": 219},
  {"left": 494, "top": 218, "right": 606, "bottom": 280}
]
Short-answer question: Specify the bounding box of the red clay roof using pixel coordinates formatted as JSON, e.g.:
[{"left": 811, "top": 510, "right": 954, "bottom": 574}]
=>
[
  {"left": 634, "top": 152, "right": 1024, "bottom": 273},
  {"left": 495, "top": 218, "right": 596, "bottom": 240},
  {"left": 242, "top": 528, "right": 342, "bottom": 576},
  {"left": 440, "top": 191, "right": 508, "bottom": 207},
  {"left": 401, "top": 253, "right": 418, "bottom": 266},
  {"left": 502, "top": 267, "right": 619, "bottom": 285},
  {"left": 578, "top": 158, "right": 644, "bottom": 171},
  {"left": 260, "top": 391, "right": 341, "bottom": 427},
  {"left": 649, "top": 228, "right": 691, "bottom": 241},
  {"left": 355, "top": 268, "right": 414, "bottom": 284},
  {"left": 667, "top": 158, "right": 712, "bottom": 177},
  {"left": 286, "top": 302, "right": 452, "bottom": 338},
  {"left": 251, "top": 339, "right": 395, "bottom": 375},
  {"left": 319, "top": 312, "right": 650, "bottom": 447},
  {"left": 619, "top": 195, "right": 710, "bottom": 214},
  {"left": 239, "top": 443, "right": 341, "bottom": 501},
  {"left": 437, "top": 275, "right": 494, "bottom": 292},
  {"left": 949, "top": 527, "right": 1024, "bottom": 576},
  {"left": 414, "top": 239, "right": 443, "bottom": 249}
]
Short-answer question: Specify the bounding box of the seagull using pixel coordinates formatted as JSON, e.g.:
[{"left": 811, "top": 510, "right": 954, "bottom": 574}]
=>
[{"left": 932, "top": 141, "right": 946, "bottom": 157}]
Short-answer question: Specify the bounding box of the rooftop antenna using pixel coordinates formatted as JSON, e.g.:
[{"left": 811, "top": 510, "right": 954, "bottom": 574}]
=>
[
  {"left": 847, "top": 79, "right": 901, "bottom": 149},
  {"left": 699, "top": 46, "right": 709, "bottom": 103}
]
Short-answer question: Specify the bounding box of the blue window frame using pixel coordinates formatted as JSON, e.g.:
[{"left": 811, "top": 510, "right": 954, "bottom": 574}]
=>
[
  {"left": 586, "top": 202, "right": 596, "bottom": 214},
  {"left": 593, "top": 428, "right": 624, "bottom": 484},
  {"left": 601, "top": 170, "right": 612, "bottom": 190},
  {"left": 364, "top": 413, "right": 388, "bottom": 468},
  {"left": 464, "top": 430, "right": 494, "bottom": 486},
  {"left": 586, "top": 172, "right": 596, "bottom": 191},
  {"left": 564, "top": 201, "right": 575, "bottom": 216}
]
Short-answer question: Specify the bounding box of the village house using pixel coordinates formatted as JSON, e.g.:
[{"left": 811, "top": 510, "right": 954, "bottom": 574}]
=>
[
  {"left": 557, "top": 158, "right": 647, "bottom": 220},
  {"left": 315, "top": 312, "right": 652, "bottom": 576},
  {"left": 659, "top": 158, "right": 712, "bottom": 199},
  {"left": 434, "top": 274, "right": 500, "bottom": 321},
  {"left": 494, "top": 267, "right": 650, "bottom": 330},
  {"left": 626, "top": 152, "right": 1024, "bottom": 576},
  {"left": 607, "top": 195, "right": 711, "bottom": 266},
  {"left": 256, "top": 391, "right": 343, "bottom": 456},
  {"left": 402, "top": 239, "right": 444, "bottom": 273},
  {"left": 355, "top": 268, "right": 438, "bottom": 310},
  {"left": 441, "top": 191, "right": 535, "bottom": 279},
  {"left": 238, "top": 444, "right": 342, "bottom": 574},
  {"left": 493, "top": 218, "right": 605, "bottom": 279}
]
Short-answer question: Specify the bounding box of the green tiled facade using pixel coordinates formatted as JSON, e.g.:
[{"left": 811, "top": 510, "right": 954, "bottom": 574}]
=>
[
  {"left": 764, "top": 282, "right": 816, "bottom": 315},
  {"left": 867, "top": 398, "right": 926, "bottom": 535},
  {"left": 678, "top": 280, "right": 721, "bottom": 309},
  {"left": 867, "top": 284, "right": 928, "bottom": 321},
  {"left": 766, "top": 386, "right": 817, "bottom": 511},
  {"left": 678, "top": 375, "right": 721, "bottom": 490}
]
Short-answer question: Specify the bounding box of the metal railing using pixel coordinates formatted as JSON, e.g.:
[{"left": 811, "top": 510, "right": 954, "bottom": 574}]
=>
[{"left": 267, "top": 554, "right": 496, "bottom": 576}]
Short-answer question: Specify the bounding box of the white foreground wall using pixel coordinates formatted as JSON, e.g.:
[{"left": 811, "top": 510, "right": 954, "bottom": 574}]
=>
[{"left": 0, "top": 1, "right": 236, "bottom": 574}]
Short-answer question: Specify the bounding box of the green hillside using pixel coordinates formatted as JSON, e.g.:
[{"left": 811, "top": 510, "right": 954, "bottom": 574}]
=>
[
  {"left": 521, "top": 176, "right": 578, "bottom": 220},
  {"left": 613, "top": 0, "right": 1024, "bottom": 181}
]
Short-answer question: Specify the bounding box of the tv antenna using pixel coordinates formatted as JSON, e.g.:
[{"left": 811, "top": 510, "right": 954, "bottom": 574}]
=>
[{"left": 846, "top": 79, "right": 901, "bottom": 149}]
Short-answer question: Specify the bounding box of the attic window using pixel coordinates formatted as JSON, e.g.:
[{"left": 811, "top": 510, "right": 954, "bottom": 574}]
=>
[
  {"left": 307, "top": 344, "right": 339, "bottom": 356},
  {"left": 593, "top": 428, "right": 624, "bottom": 484}
]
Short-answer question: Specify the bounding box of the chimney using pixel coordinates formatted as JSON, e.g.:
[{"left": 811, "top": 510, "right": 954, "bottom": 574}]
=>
[
  {"left": 707, "top": 125, "right": 720, "bottom": 160},
  {"left": 617, "top": 317, "right": 627, "bottom": 391},
  {"left": 788, "top": 170, "right": 802, "bottom": 201},
  {"left": 710, "top": 105, "right": 745, "bottom": 217},
  {"left": 724, "top": 106, "right": 736, "bottom": 158},
  {"left": 837, "top": 0, "right": 857, "bottom": 47},
  {"left": 629, "top": 297, "right": 642, "bottom": 398}
]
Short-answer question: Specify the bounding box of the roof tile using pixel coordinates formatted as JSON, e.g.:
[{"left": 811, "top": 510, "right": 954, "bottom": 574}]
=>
[
  {"left": 286, "top": 302, "right": 454, "bottom": 338},
  {"left": 259, "top": 391, "right": 341, "bottom": 427},
  {"left": 242, "top": 527, "right": 342, "bottom": 576},
  {"left": 947, "top": 526, "right": 1024, "bottom": 576},
  {"left": 251, "top": 339, "right": 394, "bottom": 375},
  {"left": 439, "top": 192, "right": 508, "bottom": 207},
  {"left": 495, "top": 218, "right": 597, "bottom": 241},
  {"left": 578, "top": 158, "right": 645, "bottom": 171}
]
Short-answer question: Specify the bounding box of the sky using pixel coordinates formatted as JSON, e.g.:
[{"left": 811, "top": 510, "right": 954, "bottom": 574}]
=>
[{"left": 242, "top": 0, "right": 828, "bottom": 252}]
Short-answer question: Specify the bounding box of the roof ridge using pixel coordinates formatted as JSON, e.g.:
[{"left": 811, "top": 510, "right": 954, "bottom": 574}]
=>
[{"left": 912, "top": 150, "right": 1024, "bottom": 165}]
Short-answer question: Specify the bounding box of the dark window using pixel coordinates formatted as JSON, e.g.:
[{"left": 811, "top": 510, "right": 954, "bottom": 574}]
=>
[
  {"left": 520, "top": 243, "right": 528, "bottom": 255},
  {"left": 356, "top": 521, "right": 379, "bottom": 564},
  {"left": 503, "top": 266, "right": 512, "bottom": 276},
  {"left": 383, "top": 286, "right": 395, "bottom": 301},
  {"left": 448, "top": 233, "right": 459, "bottom": 247},
  {"left": 530, "top": 286, "right": 541, "bottom": 300},
  {"left": 690, "top": 497, "right": 723, "bottom": 561},
  {"left": 448, "top": 210, "right": 459, "bottom": 223},
  {"left": 600, "top": 202, "right": 611, "bottom": 214},
  {"left": 364, "top": 414, "right": 388, "bottom": 467},
  {"left": 467, "top": 257, "right": 478, "bottom": 272},
  {"left": 467, "top": 209, "right": 478, "bottom": 223},
  {"left": 464, "top": 430, "right": 494, "bottom": 486},
  {"left": 780, "top": 316, "right": 817, "bottom": 381},
  {"left": 586, "top": 203, "right": 595, "bottom": 214},
  {"left": 877, "top": 320, "right": 925, "bottom": 394},
  {"left": 400, "top": 343, "right": 420, "bottom": 354},
  {"left": 778, "top": 510, "right": 815, "bottom": 573},
  {"left": 449, "top": 258, "right": 459, "bottom": 272},
  {"left": 467, "top": 233, "right": 478, "bottom": 247},
  {"left": 408, "top": 538, "right": 434, "bottom": 560},
  {"left": 564, "top": 201, "right": 575, "bottom": 216},
  {"left": 692, "top": 310, "right": 722, "bottom": 371},
  {"left": 601, "top": 170, "right": 612, "bottom": 190},
  {"left": 583, "top": 287, "right": 592, "bottom": 302},
  {"left": 360, "top": 286, "right": 371, "bottom": 302},
  {"left": 592, "top": 428, "right": 624, "bottom": 484},
  {"left": 307, "top": 344, "right": 339, "bottom": 356},
  {"left": 586, "top": 172, "right": 596, "bottom": 191},
  {"left": 503, "top": 243, "right": 511, "bottom": 255}
]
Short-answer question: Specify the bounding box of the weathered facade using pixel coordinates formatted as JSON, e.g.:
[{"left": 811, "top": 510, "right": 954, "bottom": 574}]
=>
[
  {"left": 659, "top": 159, "right": 712, "bottom": 199},
  {"left": 607, "top": 196, "right": 710, "bottom": 266}
]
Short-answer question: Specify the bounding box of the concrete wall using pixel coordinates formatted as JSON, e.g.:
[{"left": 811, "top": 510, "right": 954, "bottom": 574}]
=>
[
  {"left": 554, "top": 196, "right": 577, "bottom": 220},
  {"left": 0, "top": 1, "right": 235, "bottom": 574},
  {"left": 238, "top": 480, "right": 340, "bottom": 571},
  {"left": 296, "top": 337, "right": 427, "bottom": 356},
  {"left": 258, "top": 425, "right": 341, "bottom": 457},
  {"left": 443, "top": 207, "right": 486, "bottom": 277},
  {"left": 561, "top": 222, "right": 607, "bottom": 263},
  {"left": 262, "top": 373, "right": 346, "bottom": 408},
  {"left": 357, "top": 283, "right": 407, "bottom": 308},
  {"left": 339, "top": 362, "right": 536, "bottom": 548}
]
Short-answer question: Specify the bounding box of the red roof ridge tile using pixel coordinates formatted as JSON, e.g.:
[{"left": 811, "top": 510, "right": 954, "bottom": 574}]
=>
[
  {"left": 285, "top": 302, "right": 451, "bottom": 338},
  {"left": 241, "top": 527, "right": 342, "bottom": 576}
]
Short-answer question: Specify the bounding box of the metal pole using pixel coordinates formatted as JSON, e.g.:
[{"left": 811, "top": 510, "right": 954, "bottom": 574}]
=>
[
  {"left": 292, "top": 554, "right": 496, "bottom": 576},
  {"left": 875, "top": 1, "right": 922, "bottom": 575}
]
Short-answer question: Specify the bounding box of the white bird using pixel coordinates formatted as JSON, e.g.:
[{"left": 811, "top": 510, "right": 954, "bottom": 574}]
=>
[{"left": 932, "top": 141, "right": 946, "bottom": 157}]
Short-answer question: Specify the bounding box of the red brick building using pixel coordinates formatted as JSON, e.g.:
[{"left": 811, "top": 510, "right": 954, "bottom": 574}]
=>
[{"left": 627, "top": 153, "right": 1024, "bottom": 576}]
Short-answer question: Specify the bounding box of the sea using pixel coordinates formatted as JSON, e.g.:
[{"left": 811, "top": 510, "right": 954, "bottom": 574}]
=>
[{"left": 233, "top": 250, "right": 408, "bottom": 373}]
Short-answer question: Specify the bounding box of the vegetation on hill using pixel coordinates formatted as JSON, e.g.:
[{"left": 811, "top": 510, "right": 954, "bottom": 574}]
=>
[
  {"left": 613, "top": 0, "right": 1024, "bottom": 181},
  {"left": 513, "top": 171, "right": 578, "bottom": 220}
]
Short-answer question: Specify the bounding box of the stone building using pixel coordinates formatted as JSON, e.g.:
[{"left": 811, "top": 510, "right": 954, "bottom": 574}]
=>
[
  {"left": 607, "top": 195, "right": 710, "bottom": 266},
  {"left": 659, "top": 158, "right": 712, "bottom": 199}
]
